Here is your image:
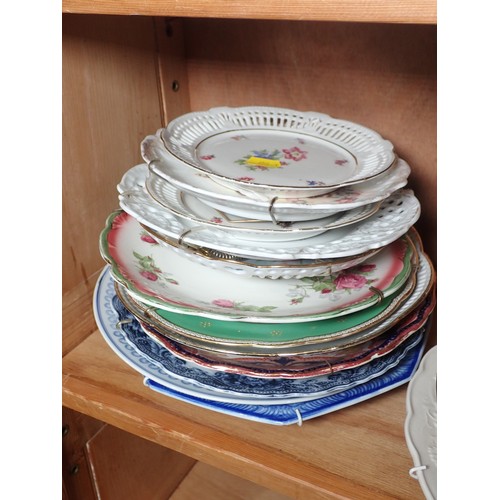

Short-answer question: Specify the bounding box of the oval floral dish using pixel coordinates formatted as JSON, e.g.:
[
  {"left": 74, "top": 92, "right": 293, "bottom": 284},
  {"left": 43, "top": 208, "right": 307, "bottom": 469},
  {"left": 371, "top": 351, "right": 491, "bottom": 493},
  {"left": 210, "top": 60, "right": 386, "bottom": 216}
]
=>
[
  {"left": 100, "top": 211, "right": 415, "bottom": 323},
  {"left": 152, "top": 106, "right": 395, "bottom": 199}
]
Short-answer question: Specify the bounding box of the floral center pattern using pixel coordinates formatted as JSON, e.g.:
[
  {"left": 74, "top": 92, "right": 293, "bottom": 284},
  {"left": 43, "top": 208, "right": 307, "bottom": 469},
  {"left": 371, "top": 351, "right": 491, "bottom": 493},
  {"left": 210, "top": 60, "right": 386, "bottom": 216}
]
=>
[
  {"left": 288, "top": 264, "right": 377, "bottom": 305},
  {"left": 133, "top": 251, "right": 179, "bottom": 286},
  {"left": 233, "top": 143, "right": 310, "bottom": 173}
]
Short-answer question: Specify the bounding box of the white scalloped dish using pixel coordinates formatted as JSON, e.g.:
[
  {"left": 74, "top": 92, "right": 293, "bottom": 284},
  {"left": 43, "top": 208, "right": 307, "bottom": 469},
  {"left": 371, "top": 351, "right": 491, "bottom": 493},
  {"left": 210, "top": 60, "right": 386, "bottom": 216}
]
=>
[
  {"left": 119, "top": 182, "right": 420, "bottom": 260},
  {"left": 144, "top": 165, "right": 380, "bottom": 242},
  {"left": 154, "top": 106, "right": 396, "bottom": 199},
  {"left": 405, "top": 345, "right": 437, "bottom": 500},
  {"left": 142, "top": 135, "right": 409, "bottom": 222}
]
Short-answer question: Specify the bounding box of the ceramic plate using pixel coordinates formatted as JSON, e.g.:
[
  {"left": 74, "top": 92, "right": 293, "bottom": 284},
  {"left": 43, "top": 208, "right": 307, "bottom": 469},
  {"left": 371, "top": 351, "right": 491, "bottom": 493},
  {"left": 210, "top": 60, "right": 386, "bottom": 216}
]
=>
[
  {"left": 140, "top": 291, "right": 435, "bottom": 379},
  {"left": 100, "top": 211, "right": 416, "bottom": 323},
  {"left": 138, "top": 143, "right": 410, "bottom": 221},
  {"left": 143, "top": 336, "right": 425, "bottom": 425},
  {"left": 94, "top": 265, "right": 427, "bottom": 410},
  {"left": 112, "top": 287, "right": 426, "bottom": 401},
  {"left": 119, "top": 186, "right": 421, "bottom": 260},
  {"left": 110, "top": 230, "right": 431, "bottom": 352},
  {"left": 144, "top": 171, "right": 380, "bottom": 242},
  {"left": 147, "top": 106, "right": 395, "bottom": 199},
  {"left": 115, "top": 242, "right": 432, "bottom": 355},
  {"left": 95, "top": 256, "right": 426, "bottom": 420},
  {"left": 405, "top": 345, "right": 437, "bottom": 500},
  {"left": 116, "top": 271, "right": 414, "bottom": 353}
]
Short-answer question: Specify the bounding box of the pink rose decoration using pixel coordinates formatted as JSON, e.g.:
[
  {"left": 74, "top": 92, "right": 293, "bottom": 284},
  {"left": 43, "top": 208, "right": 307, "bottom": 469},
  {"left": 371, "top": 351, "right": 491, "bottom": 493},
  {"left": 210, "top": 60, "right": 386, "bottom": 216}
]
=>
[
  {"left": 140, "top": 234, "right": 158, "bottom": 244},
  {"left": 212, "top": 299, "right": 235, "bottom": 308},
  {"left": 282, "top": 147, "right": 307, "bottom": 161},
  {"left": 334, "top": 273, "right": 367, "bottom": 290},
  {"left": 140, "top": 270, "right": 158, "bottom": 281}
]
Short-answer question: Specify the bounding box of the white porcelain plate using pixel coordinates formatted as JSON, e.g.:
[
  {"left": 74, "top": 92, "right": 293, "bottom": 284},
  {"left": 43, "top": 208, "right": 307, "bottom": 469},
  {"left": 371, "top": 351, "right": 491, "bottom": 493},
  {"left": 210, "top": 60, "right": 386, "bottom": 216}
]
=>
[
  {"left": 405, "top": 345, "right": 437, "bottom": 500},
  {"left": 100, "top": 210, "right": 415, "bottom": 323},
  {"left": 119, "top": 185, "right": 420, "bottom": 260},
  {"left": 141, "top": 137, "right": 409, "bottom": 221},
  {"left": 153, "top": 106, "right": 395, "bottom": 199},
  {"left": 144, "top": 171, "right": 380, "bottom": 242}
]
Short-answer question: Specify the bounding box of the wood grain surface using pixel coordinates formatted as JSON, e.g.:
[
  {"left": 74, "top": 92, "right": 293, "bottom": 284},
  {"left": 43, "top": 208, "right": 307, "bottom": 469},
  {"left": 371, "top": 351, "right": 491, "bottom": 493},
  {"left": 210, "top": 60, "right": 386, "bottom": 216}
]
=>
[{"left": 62, "top": 0, "right": 436, "bottom": 24}]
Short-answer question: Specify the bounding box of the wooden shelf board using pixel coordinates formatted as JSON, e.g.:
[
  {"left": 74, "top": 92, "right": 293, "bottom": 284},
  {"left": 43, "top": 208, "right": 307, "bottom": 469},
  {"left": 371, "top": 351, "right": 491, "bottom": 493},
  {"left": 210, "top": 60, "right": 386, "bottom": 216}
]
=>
[
  {"left": 62, "top": 0, "right": 436, "bottom": 25},
  {"left": 62, "top": 324, "right": 422, "bottom": 499}
]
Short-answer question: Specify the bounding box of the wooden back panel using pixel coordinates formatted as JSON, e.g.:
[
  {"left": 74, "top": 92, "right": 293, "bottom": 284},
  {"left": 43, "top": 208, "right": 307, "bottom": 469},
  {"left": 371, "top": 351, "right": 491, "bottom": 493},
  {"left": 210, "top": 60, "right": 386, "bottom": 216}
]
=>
[{"left": 62, "top": 15, "right": 162, "bottom": 294}]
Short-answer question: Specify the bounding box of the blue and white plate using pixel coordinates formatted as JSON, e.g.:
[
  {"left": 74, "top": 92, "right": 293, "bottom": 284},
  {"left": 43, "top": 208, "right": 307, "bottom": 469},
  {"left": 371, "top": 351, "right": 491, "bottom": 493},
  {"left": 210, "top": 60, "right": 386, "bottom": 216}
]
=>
[
  {"left": 94, "top": 265, "right": 427, "bottom": 407},
  {"left": 144, "top": 336, "right": 424, "bottom": 425}
]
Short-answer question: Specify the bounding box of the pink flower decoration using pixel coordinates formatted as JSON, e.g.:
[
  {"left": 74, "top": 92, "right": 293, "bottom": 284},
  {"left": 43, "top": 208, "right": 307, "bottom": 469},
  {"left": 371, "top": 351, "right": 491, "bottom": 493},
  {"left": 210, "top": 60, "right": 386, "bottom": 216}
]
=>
[
  {"left": 140, "top": 234, "right": 158, "bottom": 244},
  {"left": 237, "top": 176, "right": 255, "bottom": 182},
  {"left": 282, "top": 147, "right": 307, "bottom": 161},
  {"left": 140, "top": 270, "right": 158, "bottom": 281},
  {"left": 335, "top": 159, "right": 348, "bottom": 165},
  {"left": 211, "top": 217, "right": 224, "bottom": 224},
  {"left": 334, "top": 273, "right": 367, "bottom": 290},
  {"left": 321, "top": 288, "right": 333, "bottom": 294},
  {"left": 212, "top": 299, "right": 235, "bottom": 308},
  {"left": 201, "top": 155, "right": 215, "bottom": 160}
]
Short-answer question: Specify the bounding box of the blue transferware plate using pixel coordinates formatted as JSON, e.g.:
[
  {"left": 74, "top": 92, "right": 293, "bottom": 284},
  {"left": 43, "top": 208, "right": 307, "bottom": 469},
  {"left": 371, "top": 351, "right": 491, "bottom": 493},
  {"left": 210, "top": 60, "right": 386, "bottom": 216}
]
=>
[{"left": 144, "top": 335, "right": 425, "bottom": 426}]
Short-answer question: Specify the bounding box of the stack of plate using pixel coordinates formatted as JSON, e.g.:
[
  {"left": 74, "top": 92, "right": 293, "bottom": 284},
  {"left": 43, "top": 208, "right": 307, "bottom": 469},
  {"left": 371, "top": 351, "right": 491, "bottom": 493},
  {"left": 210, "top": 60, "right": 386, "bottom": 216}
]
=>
[{"left": 95, "top": 106, "right": 436, "bottom": 425}]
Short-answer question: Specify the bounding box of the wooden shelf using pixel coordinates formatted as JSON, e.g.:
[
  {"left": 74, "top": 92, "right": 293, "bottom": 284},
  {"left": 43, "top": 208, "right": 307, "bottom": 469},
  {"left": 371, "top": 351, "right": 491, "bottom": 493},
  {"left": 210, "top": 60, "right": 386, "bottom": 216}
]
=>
[{"left": 62, "top": 0, "right": 436, "bottom": 25}]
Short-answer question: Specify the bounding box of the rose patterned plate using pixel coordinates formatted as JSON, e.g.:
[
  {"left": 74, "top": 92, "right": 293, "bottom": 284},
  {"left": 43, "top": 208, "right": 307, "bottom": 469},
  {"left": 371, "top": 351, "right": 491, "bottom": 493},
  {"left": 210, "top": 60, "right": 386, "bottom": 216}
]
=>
[
  {"left": 139, "top": 138, "right": 410, "bottom": 222},
  {"left": 146, "top": 106, "right": 395, "bottom": 199},
  {"left": 114, "top": 238, "right": 432, "bottom": 355},
  {"left": 116, "top": 272, "right": 413, "bottom": 353},
  {"left": 144, "top": 170, "right": 380, "bottom": 242},
  {"left": 100, "top": 210, "right": 416, "bottom": 323},
  {"left": 119, "top": 184, "right": 421, "bottom": 260}
]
